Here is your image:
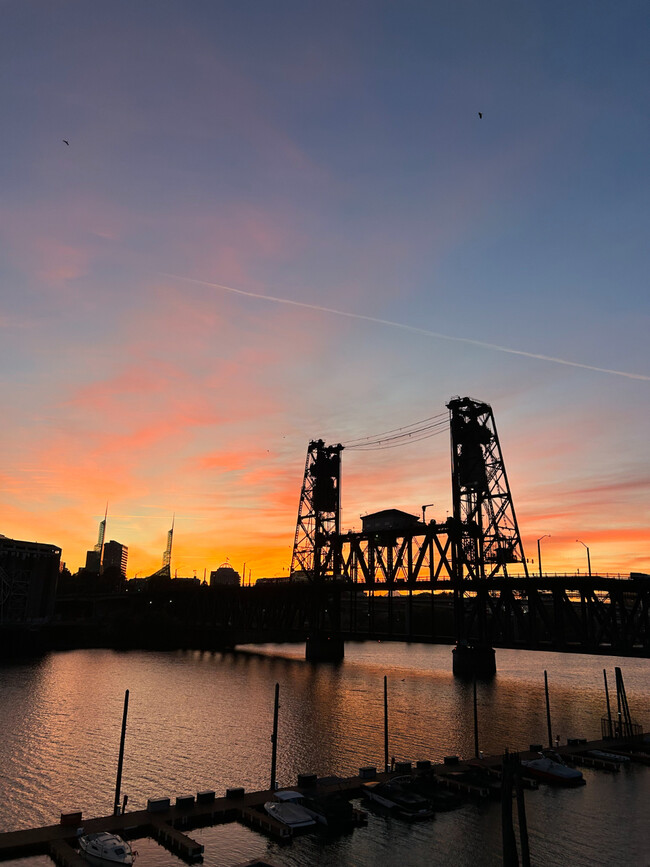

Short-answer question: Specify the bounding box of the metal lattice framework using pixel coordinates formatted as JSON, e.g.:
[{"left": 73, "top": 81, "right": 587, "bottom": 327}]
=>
[
  {"left": 448, "top": 396, "right": 528, "bottom": 579},
  {"left": 290, "top": 439, "right": 343, "bottom": 580},
  {"left": 335, "top": 524, "right": 455, "bottom": 585}
]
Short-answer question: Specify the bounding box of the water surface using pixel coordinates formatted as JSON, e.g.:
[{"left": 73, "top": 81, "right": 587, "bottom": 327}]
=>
[{"left": 1, "top": 643, "right": 648, "bottom": 865}]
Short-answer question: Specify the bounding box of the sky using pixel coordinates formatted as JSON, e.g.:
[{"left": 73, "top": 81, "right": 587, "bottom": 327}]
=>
[{"left": 1, "top": 0, "right": 648, "bottom": 580}]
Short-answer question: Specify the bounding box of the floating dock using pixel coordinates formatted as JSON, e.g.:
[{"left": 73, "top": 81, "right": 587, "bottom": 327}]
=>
[{"left": 0, "top": 735, "right": 647, "bottom": 863}]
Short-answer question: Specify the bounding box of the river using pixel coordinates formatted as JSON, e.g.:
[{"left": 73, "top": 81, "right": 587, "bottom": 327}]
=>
[{"left": 1, "top": 643, "right": 648, "bottom": 866}]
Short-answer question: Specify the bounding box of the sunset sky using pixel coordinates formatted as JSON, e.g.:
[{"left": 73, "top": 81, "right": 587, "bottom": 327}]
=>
[{"left": 1, "top": 1, "right": 648, "bottom": 580}]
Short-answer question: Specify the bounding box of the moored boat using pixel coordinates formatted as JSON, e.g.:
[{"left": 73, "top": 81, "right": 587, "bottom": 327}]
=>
[
  {"left": 586, "top": 749, "right": 630, "bottom": 763},
  {"left": 363, "top": 779, "right": 434, "bottom": 820},
  {"left": 409, "top": 775, "right": 464, "bottom": 811},
  {"left": 264, "top": 791, "right": 317, "bottom": 829},
  {"left": 78, "top": 832, "right": 135, "bottom": 866},
  {"left": 300, "top": 792, "right": 360, "bottom": 830},
  {"left": 521, "top": 752, "right": 585, "bottom": 786}
]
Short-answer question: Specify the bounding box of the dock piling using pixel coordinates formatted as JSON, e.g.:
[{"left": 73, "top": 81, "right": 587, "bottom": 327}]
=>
[
  {"left": 384, "top": 675, "right": 389, "bottom": 774},
  {"left": 603, "top": 669, "right": 613, "bottom": 738},
  {"left": 544, "top": 671, "right": 552, "bottom": 749},
  {"left": 473, "top": 676, "right": 479, "bottom": 759},
  {"left": 270, "top": 683, "right": 280, "bottom": 791},
  {"left": 113, "top": 689, "right": 129, "bottom": 816}
]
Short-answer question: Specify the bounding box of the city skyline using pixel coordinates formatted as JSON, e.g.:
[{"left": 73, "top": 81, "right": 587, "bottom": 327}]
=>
[{"left": 1, "top": 1, "right": 648, "bottom": 578}]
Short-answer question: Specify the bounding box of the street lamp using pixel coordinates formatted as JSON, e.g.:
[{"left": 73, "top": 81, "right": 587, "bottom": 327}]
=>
[
  {"left": 421, "top": 503, "right": 434, "bottom": 524},
  {"left": 537, "top": 535, "right": 551, "bottom": 578},
  {"left": 576, "top": 540, "right": 591, "bottom": 577}
]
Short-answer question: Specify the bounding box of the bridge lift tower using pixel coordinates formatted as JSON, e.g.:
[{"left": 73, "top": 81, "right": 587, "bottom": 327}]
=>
[
  {"left": 448, "top": 396, "right": 528, "bottom": 580},
  {"left": 291, "top": 439, "right": 343, "bottom": 581},
  {"left": 448, "top": 396, "right": 528, "bottom": 675},
  {"left": 290, "top": 439, "right": 344, "bottom": 660}
]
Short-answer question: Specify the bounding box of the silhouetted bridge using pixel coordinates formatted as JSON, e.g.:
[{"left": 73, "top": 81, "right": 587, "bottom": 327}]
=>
[
  {"left": 190, "top": 575, "right": 650, "bottom": 658},
  {"left": 44, "top": 397, "right": 649, "bottom": 667},
  {"left": 49, "top": 574, "right": 649, "bottom": 660}
]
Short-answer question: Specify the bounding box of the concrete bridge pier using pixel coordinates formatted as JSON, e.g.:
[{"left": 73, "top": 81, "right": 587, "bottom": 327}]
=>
[
  {"left": 452, "top": 641, "right": 496, "bottom": 677},
  {"left": 305, "top": 632, "right": 345, "bottom": 662}
]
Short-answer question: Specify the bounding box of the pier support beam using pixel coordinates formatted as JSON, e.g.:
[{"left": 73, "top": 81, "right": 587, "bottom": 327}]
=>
[
  {"left": 305, "top": 632, "right": 344, "bottom": 662},
  {"left": 452, "top": 642, "right": 496, "bottom": 678}
]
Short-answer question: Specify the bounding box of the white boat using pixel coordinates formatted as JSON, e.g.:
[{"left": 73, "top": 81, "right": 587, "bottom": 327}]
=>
[
  {"left": 521, "top": 753, "right": 585, "bottom": 786},
  {"left": 264, "top": 791, "right": 317, "bottom": 829},
  {"left": 363, "top": 780, "right": 434, "bottom": 819},
  {"left": 79, "top": 832, "right": 135, "bottom": 866}
]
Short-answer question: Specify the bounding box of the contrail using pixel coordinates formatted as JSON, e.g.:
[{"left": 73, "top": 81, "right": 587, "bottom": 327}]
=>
[{"left": 164, "top": 274, "right": 650, "bottom": 382}]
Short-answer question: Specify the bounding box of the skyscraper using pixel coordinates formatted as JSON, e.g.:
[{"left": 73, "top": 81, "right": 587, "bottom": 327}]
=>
[{"left": 102, "top": 541, "right": 128, "bottom": 578}]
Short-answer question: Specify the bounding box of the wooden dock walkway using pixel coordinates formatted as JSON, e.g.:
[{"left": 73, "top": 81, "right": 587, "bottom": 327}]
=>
[
  {"left": 0, "top": 735, "right": 646, "bottom": 863},
  {"left": 49, "top": 839, "right": 88, "bottom": 867}
]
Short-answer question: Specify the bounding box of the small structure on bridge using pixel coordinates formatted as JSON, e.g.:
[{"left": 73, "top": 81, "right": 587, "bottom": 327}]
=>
[{"left": 361, "top": 510, "right": 422, "bottom": 533}]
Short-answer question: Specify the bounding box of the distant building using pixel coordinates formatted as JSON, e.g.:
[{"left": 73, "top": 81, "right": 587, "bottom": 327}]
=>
[
  {"left": 84, "top": 549, "right": 101, "bottom": 573},
  {"left": 0, "top": 534, "right": 61, "bottom": 622},
  {"left": 361, "top": 509, "right": 421, "bottom": 533},
  {"left": 84, "top": 509, "right": 108, "bottom": 575},
  {"left": 210, "top": 562, "right": 241, "bottom": 587},
  {"left": 102, "top": 541, "right": 128, "bottom": 578},
  {"left": 173, "top": 576, "right": 201, "bottom": 587}
]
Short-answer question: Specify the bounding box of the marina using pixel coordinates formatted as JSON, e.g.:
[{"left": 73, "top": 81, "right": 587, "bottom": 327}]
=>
[
  {"left": 0, "top": 734, "right": 647, "bottom": 864},
  {"left": 0, "top": 645, "right": 647, "bottom": 866}
]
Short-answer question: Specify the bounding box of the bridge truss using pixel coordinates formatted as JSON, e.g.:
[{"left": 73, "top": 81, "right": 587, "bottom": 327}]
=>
[{"left": 334, "top": 523, "right": 454, "bottom": 584}]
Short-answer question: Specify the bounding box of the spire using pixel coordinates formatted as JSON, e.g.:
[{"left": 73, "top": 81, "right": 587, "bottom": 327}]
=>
[
  {"left": 95, "top": 503, "right": 108, "bottom": 571},
  {"left": 162, "top": 514, "right": 174, "bottom": 573}
]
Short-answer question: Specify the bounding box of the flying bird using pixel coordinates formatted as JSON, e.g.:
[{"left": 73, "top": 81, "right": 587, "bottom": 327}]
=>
[
  {"left": 62, "top": 139, "right": 69, "bottom": 145},
  {"left": 478, "top": 112, "right": 482, "bottom": 119}
]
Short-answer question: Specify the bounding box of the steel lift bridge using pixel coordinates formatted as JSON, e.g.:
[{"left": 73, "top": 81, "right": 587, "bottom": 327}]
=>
[
  {"left": 290, "top": 396, "right": 527, "bottom": 671},
  {"left": 109, "top": 396, "right": 647, "bottom": 670},
  {"left": 288, "top": 396, "right": 649, "bottom": 671}
]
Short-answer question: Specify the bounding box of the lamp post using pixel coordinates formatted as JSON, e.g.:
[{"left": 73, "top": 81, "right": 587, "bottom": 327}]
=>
[
  {"left": 576, "top": 540, "right": 591, "bottom": 577},
  {"left": 537, "top": 535, "right": 551, "bottom": 578},
  {"left": 421, "top": 503, "right": 434, "bottom": 524}
]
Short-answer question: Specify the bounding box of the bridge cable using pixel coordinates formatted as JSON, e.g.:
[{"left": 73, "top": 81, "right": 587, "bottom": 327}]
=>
[
  {"left": 342, "top": 412, "right": 448, "bottom": 449},
  {"left": 344, "top": 416, "right": 449, "bottom": 451}
]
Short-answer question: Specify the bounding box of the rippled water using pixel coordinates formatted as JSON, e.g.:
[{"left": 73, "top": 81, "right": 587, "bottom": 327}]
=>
[{"left": 1, "top": 644, "right": 648, "bottom": 865}]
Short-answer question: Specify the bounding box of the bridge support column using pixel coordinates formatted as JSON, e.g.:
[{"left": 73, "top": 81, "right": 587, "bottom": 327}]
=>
[
  {"left": 305, "top": 633, "right": 345, "bottom": 662},
  {"left": 452, "top": 642, "right": 496, "bottom": 678}
]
